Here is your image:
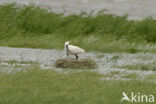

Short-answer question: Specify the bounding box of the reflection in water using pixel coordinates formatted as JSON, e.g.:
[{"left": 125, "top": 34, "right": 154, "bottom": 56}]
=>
[{"left": 0, "top": 0, "right": 156, "bottom": 19}]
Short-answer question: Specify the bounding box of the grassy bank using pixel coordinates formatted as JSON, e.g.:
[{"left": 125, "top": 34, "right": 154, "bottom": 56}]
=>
[
  {"left": 0, "top": 3, "right": 156, "bottom": 53},
  {"left": 0, "top": 67, "right": 155, "bottom": 104}
]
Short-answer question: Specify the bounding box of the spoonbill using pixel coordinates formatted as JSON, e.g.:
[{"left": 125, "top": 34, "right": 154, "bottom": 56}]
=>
[{"left": 65, "top": 41, "right": 85, "bottom": 60}]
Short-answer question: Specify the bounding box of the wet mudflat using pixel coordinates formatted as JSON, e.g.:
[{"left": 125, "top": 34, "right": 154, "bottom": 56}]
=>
[{"left": 0, "top": 47, "right": 155, "bottom": 82}]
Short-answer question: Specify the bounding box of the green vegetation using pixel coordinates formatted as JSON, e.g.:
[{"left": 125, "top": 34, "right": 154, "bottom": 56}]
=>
[
  {"left": 146, "top": 74, "right": 156, "bottom": 80},
  {"left": 0, "top": 3, "right": 156, "bottom": 53},
  {"left": 104, "top": 71, "right": 121, "bottom": 77},
  {"left": 121, "top": 73, "right": 140, "bottom": 80},
  {"left": 0, "top": 3, "right": 155, "bottom": 103},
  {"left": 0, "top": 67, "right": 155, "bottom": 104},
  {"left": 0, "top": 59, "right": 39, "bottom": 65},
  {"left": 114, "top": 62, "right": 156, "bottom": 71}
]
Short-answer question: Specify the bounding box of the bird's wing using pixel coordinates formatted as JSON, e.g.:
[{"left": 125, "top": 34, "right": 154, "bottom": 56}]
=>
[{"left": 68, "top": 45, "right": 85, "bottom": 54}]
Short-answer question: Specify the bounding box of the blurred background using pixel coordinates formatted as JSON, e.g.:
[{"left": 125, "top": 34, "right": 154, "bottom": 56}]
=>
[{"left": 0, "top": 0, "right": 156, "bottom": 20}]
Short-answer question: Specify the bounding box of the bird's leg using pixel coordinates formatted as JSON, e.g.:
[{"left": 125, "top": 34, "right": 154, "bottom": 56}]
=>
[
  {"left": 75, "top": 54, "right": 78, "bottom": 60},
  {"left": 67, "top": 51, "right": 69, "bottom": 56},
  {"left": 66, "top": 45, "right": 69, "bottom": 56}
]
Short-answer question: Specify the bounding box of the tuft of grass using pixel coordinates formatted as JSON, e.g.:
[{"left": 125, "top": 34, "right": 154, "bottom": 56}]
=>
[
  {"left": 96, "top": 54, "right": 104, "bottom": 58},
  {"left": 55, "top": 58, "right": 97, "bottom": 69},
  {"left": 146, "top": 74, "right": 156, "bottom": 80},
  {"left": 0, "top": 67, "right": 155, "bottom": 104},
  {"left": 121, "top": 73, "right": 140, "bottom": 80},
  {"left": 114, "top": 63, "right": 156, "bottom": 71},
  {"left": 0, "top": 3, "right": 155, "bottom": 53},
  {"left": 104, "top": 71, "right": 121, "bottom": 77},
  {"left": 0, "top": 60, "right": 39, "bottom": 65},
  {"left": 110, "top": 55, "right": 120, "bottom": 61}
]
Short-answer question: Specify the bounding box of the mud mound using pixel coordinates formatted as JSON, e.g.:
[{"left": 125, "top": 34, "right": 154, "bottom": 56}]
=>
[{"left": 55, "top": 58, "right": 97, "bottom": 69}]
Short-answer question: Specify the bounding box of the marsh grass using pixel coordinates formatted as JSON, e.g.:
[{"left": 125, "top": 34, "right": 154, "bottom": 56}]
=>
[
  {"left": 0, "top": 60, "right": 39, "bottom": 65},
  {"left": 0, "top": 3, "right": 156, "bottom": 53},
  {"left": 104, "top": 71, "right": 121, "bottom": 77},
  {"left": 115, "top": 63, "right": 156, "bottom": 71},
  {"left": 55, "top": 58, "right": 97, "bottom": 69},
  {"left": 121, "top": 73, "right": 140, "bottom": 80},
  {"left": 0, "top": 67, "right": 155, "bottom": 104},
  {"left": 146, "top": 74, "right": 156, "bottom": 80}
]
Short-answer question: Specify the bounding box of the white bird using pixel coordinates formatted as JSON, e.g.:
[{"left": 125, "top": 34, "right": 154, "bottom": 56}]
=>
[{"left": 65, "top": 41, "right": 85, "bottom": 60}]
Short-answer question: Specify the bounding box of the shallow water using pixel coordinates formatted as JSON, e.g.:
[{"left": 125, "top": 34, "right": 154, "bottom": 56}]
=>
[
  {"left": 0, "top": 0, "right": 156, "bottom": 19},
  {"left": 0, "top": 47, "right": 155, "bottom": 81}
]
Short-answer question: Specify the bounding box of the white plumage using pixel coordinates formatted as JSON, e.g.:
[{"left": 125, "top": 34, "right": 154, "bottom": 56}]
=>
[
  {"left": 68, "top": 45, "right": 85, "bottom": 54},
  {"left": 65, "top": 41, "right": 85, "bottom": 60}
]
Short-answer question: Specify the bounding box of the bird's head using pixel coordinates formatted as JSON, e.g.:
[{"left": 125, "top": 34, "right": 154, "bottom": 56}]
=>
[{"left": 65, "top": 41, "right": 69, "bottom": 46}]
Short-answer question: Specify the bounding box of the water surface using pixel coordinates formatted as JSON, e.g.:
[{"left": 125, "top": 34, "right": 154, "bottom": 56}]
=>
[{"left": 0, "top": 47, "right": 155, "bottom": 82}]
